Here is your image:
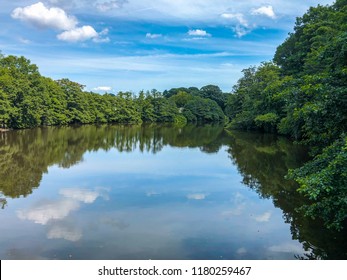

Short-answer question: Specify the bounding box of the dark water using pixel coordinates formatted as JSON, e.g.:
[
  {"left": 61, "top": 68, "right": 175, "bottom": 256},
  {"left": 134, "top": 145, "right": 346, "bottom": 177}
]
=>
[{"left": 0, "top": 124, "right": 346, "bottom": 260}]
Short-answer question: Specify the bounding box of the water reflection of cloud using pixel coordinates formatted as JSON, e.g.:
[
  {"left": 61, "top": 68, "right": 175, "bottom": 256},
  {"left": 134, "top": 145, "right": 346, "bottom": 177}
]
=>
[
  {"left": 254, "top": 212, "right": 271, "bottom": 222},
  {"left": 187, "top": 193, "right": 207, "bottom": 200},
  {"left": 47, "top": 222, "right": 82, "bottom": 242},
  {"left": 17, "top": 187, "right": 109, "bottom": 242},
  {"left": 237, "top": 247, "right": 247, "bottom": 254},
  {"left": 100, "top": 217, "right": 129, "bottom": 230},
  {"left": 221, "top": 205, "right": 244, "bottom": 217},
  {"left": 221, "top": 192, "right": 246, "bottom": 217},
  {"left": 17, "top": 199, "right": 80, "bottom": 225},
  {"left": 60, "top": 188, "right": 100, "bottom": 203},
  {"left": 268, "top": 243, "right": 303, "bottom": 254}
]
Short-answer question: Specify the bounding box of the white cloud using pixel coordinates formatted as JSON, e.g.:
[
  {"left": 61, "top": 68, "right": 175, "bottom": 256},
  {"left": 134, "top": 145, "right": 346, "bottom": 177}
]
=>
[
  {"left": 221, "top": 13, "right": 251, "bottom": 37},
  {"left": 57, "top": 25, "right": 99, "bottom": 42},
  {"left": 12, "top": 2, "right": 109, "bottom": 44},
  {"left": 187, "top": 193, "right": 207, "bottom": 200},
  {"left": 17, "top": 199, "right": 80, "bottom": 225},
  {"left": 254, "top": 211, "right": 271, "bottom": 222},
  {"left": 188, "top": 29, "right": 211, "bottom": 37},
  {"left": 60, "top": 188, "right": 100, "bottom": 203},
  {"left": 93, "top": 86, "right": 112, "bottom": 91},
  {"left": 96, "top": 0, "right": 128, "bottom": 12},
  {"left": 232, "top": 26, "right": 251, "bottom": 38},
  {"left": 146, "top": 33, "right": 162, "bottom": 39},
  {"left": 93, "top": 28, "right": 110, "bottom": 43},
  {"left": 251, "top": 6, "right": 276, "bottom": 19},
  {"left": 99, "top": 28, "right": 109, "bottom": 36},
  {"left": 11, "top": 2, "right": 77, "bottom": 30},
  {"left": 221, "top": 13, "right": 248, "bottom": 27}
]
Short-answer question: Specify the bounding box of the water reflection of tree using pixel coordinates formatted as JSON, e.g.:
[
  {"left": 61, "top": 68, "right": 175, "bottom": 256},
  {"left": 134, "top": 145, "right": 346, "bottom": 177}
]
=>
[
  {"left": 1, "top": 125, "right": 346, "bottom": 259},
  {"left": 0, "top": 124, "right": 224, "bottom": 199},
  {"left": 225, "top": 130, "right": 347, "bottom": 259},
  {"left": 0, "top": 198, "right": 7, "bottom": 209}
]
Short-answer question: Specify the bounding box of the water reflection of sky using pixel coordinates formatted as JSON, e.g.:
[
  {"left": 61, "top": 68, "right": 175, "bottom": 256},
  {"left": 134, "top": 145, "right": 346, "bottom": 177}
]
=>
[{"left": 0, "top": 145, "right": 306, "bottom": 259}]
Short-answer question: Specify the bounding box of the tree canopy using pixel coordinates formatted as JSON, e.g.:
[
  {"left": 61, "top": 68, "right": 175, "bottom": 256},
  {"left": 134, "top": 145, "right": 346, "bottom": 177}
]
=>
[{"left": 0, "top": 55, "right": 228, "bottom": 129}]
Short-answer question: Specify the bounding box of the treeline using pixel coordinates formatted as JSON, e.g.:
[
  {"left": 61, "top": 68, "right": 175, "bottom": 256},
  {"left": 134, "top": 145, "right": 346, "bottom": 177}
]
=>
[
  {"left": 225, "top": 0, "right": 347, "bottom": 230},
  {"left": 0, "top": 54, "right": 228, "bottom": 129}
]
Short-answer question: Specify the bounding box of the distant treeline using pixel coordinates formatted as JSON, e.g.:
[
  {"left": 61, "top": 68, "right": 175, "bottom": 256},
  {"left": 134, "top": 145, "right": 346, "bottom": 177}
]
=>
[{"left": 0, "top": 54, "right": 227, "bottom": 129}]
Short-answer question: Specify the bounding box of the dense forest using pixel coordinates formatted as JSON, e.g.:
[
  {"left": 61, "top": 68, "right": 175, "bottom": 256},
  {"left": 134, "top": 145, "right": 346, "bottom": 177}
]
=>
[{"left": 0, "top": 0, "right": 346, "bottom": 230}]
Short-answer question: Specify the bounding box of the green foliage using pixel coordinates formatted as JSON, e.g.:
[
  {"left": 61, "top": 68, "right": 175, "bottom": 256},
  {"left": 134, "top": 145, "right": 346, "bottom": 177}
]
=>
[
  {"left": 173, "top": 114, "right": 187, "bottom": 127},
  {"left": 255, "top": 113, "right": 279, "bottom": 132},
  {"left": 183, "top": 97, "right": 225, "bottom": 123},
  {"left": 0, "top": 55, "right": 201, "bottom": 128},
  {"left": 0, "top": 89, "right": 11, "bottom": 128},
  {"left": 164, "top": 85, "right": 230, "bottom": 124},
  {"left": 169, "top": 90, "right": 193, "bottom": 107},
  {"left": 225, "top": 62, "right": 283, "bottom": 132},
  {"left": 137, "top": 91, "right": 156, "bottom": 122},
  {"left": 0, "top": 53, "right": 231, "bottom": 128},
  {"left": 198, "top": 85, "right": 226, "bottom": 109},
  {"left": 288, "top": 136, "right": 347, "bottom": 230}
]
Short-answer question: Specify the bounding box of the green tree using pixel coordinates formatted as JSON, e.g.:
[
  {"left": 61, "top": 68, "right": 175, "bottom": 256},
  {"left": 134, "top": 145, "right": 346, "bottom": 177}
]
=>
[{"left": 183, "top": 97, "right": 225, "bottom": 123}]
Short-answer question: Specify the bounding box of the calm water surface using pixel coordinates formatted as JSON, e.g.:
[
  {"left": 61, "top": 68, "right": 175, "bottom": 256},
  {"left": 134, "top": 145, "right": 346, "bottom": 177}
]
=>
[{"left": 0, "top": 124, "right": 346, "bottom": 259}]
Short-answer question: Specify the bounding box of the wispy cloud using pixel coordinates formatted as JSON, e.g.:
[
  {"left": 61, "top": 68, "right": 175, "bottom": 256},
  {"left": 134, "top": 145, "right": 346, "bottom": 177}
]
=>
[
  {"left": 146, "top": 33, "right": 162, "bottom": 39},
  {"left": 18, "top": 37, "right": 31, "bottom": 44},
  {"left": 93, "top": 86, "right": 113, "bottom": 91},
  {"left": 221, "top": 13, "right": 248, "bottom": 27},
  {"left": 220, "top": 13, "right": 251, "bottom": 37},
  {"left": 96, "top": 0, "right": 128, "bottom": 12},
  {"left": 187, "top": 193, "right": 207, "bottom": 200}
]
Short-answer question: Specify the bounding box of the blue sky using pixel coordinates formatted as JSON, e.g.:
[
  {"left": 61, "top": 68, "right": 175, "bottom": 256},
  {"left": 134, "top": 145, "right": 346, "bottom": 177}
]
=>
[{"left": 0, "top": 0, "right": 335, "bottom": 93}]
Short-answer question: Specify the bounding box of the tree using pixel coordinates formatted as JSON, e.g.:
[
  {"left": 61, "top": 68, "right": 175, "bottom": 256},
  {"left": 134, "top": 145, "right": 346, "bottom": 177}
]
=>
[
  {"left": 0, "top": 89, "right": 11, "bottom": 128},
  {"left": 199, "top": 85, "right": 226, "bottom": 109},
  {"left": 183, "top": 97, "right": 225, "bottom": 123}
]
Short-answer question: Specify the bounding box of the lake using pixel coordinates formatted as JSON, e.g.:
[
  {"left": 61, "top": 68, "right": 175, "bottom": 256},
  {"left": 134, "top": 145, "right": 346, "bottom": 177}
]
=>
[{"left": 0, "top": 124, "right": 346, "bottom": 260}]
